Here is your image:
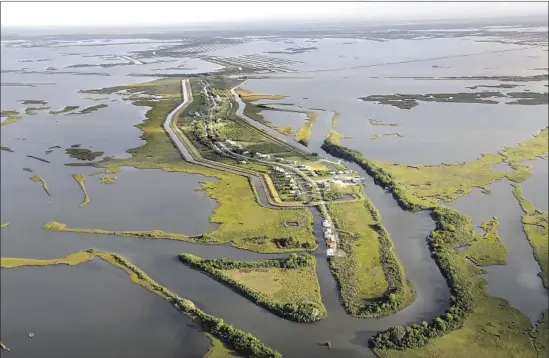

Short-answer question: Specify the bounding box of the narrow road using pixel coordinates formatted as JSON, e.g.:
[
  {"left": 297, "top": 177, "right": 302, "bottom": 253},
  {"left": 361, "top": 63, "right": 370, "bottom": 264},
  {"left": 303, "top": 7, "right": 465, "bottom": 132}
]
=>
[{"left": 163, "top": 79, "right": 341, "bottom": 255}]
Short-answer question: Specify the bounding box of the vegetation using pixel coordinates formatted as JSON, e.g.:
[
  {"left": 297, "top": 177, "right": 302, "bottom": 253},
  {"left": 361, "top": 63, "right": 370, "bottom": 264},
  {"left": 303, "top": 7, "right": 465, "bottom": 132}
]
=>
[
  {"left": 235, "top": 88, "right": 286, "bottom": 102},
  {"left": 512, "top": 184, "right": 548, "bottom": 287},
  {"left": 19, "top": 99, "right": 47, "bottom": 105},
  {"left": 65, "top": 147, "right": 104, "bottom": 161},
  {"left": 294, "top": 112, "right": 317, "bottom": 146},
  {"left": 371, "top": 132, "right": 405, "bottom": 140},
  {"left": 26, "top": 155, "right": 51, "bottom": 163},
  {"left": 25, "top": 106, "right": 51, "bottom": 115},
  {"left": 1, "top": 223, "right": 9, "bottom": 228},
  {"left": 0, "top": 341, "right": 10, "bottom": 352},
  {"left": 370, "top": 119, "right": 398, "bottom": 127},
  {"left": 49, "top": 105, "right": 80, "bottom": 115},
  {"left": 23, "top": 168, "right": 33, "bottom": 172},
  {"left": 99, "top": 175, "right": 117, "bottom": 184},
  {"left": 1, "top": 250, "right": 95, "bottom": 268},
  {"left": 531, "top": 311, "right": 549, "bottom": 355},
  {"left": 76, "top": 104, "right": 108, "bottom": 115},
  {"left": 325, "top": 129, "right": 344, "bottom": 145},
  {"left": 30, "top": 175, "right": 51, "bottom": 196},
  {"left": 323, "top": 128, "right": 548, "bottom": 209},
  {"left": 179, "top": 253, "right": 326, "bottom": 322},
  {"left": 87, "top": 78, "right": 315, "bottom": 253},
  {"left": 1, "top": 146, "right": 14, "bottom": 152},
  {"left": 465, "top": 217, "right": 507, "bottom": 266},
  {"left": 331, "top": 111, "right": 340, "bottom": 127},
  {"left": 204, "top": 334, "right": 240, "bottom": 358},
  {"left": 1, "top": 249, "right": 281, "bottom": 358},
  {"left": 0, "top": 110, "right": 22, "bottom": 126},
  {"left": 328, "top": 199, "right": 414, "bottom": 317},
  {"left": 323, "top": 132, "right": 548, "bottom": 355},
  {"left": 72, "top": 173, "right": 90, "bottom": 206}
]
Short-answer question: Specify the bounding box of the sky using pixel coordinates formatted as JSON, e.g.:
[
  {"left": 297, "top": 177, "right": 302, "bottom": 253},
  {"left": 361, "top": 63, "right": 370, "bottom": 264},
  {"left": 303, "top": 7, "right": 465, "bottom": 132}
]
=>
[{"left": 1, "top": 1, "right": 547, "bottom": 28}]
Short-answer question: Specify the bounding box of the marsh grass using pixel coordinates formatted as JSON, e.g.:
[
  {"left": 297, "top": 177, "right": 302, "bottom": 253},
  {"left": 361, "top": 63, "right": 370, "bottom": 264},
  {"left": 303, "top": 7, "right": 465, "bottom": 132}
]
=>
[
  {"left": 0, "top": 110, "right": 22, "bottom": 126},
  {"left": 72, "top": 173, "right": 90, "bottom": 206},
  {"left": 295, "top": 112, "right": 318, "bottom": 146},
  {"left": 371, "top": 132, "right": 405, "bottom": 140},
  {"left": 30, "top": 175, "right": 51, "bottom": 196},
  {"left": 76, "top": 104, "right": 108, "bottom": 115},
  {"left": 512, "top": 184, "right": 548, "bottom": 287},
  {"left": 326, "top": 129, "right": 345, "bottom": 145},
  {"left": 1, "top": 223, "right": 9, "bottom": 228},
  {"left": 1, "top": 146, "right": 14, "bottom": 152},
  {"left": 86, "top": 78, "right": 315, "bottom": 253},
  {"left": 327, "top": 198, "right": 414, "bottom": 317},
  {"left": 99, "top": 175, "right": 117, "bottom": 184},
  {"left": 1, "top": 249, "right": 281, "bottom": 358},
  {"left": 179, "top": 253, "right": 326, "bottom": 322},
  {"left": 464, "top": 217, "right": 507, "bottom": 266},
  {"left": 49, "top": 105, "right": 80, "bottom": 115},
  {"left": 363, "top": 128, "right": 548, "bottom": 207},
  {"left": 370, "top": 119, "right": 399, "bottom": 127}
]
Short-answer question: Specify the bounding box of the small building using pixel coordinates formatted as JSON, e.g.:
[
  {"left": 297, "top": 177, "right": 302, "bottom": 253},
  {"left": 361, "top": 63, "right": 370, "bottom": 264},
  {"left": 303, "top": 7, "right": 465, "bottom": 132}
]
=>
[
  {"left": 242, "top": 151, "right": 250, "bottom": 155},
  {"left": 327, "top": 248, "right": 335, "bottom": 256},
  {"left": 239, "top": 160, "right": 247, "bottom": 164},
  {"left": 322, "top": 220, "right": 331, "bottom": 228}
]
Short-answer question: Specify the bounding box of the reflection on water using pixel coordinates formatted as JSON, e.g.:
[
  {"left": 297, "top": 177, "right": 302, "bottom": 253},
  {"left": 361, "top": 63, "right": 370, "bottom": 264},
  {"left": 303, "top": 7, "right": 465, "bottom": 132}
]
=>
[
  {"left": 448, "top": 180, "right": 548, "bottom": 322},
  {"left": 1, "top": 260, "right": 209, "bottom": 358}
]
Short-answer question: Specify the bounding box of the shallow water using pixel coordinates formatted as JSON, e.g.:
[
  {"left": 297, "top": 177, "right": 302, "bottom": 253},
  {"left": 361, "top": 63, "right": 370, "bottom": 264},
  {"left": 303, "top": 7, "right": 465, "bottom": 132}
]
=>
[
  {"left": 521, "top": 158, "right": 549, "bottom": 211},
  {"left": 2, "top": 25, "right": 547, "bottom": 357},
  {"left": 1, "top": 260, "right": 210, "bottom": 358},
  {"left": 448, "top": 180, "right": 548, "bottom": 322}
]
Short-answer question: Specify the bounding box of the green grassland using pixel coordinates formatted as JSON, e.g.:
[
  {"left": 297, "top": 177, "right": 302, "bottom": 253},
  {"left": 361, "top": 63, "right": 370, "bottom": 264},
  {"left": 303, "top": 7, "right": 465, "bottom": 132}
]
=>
[
  {"left": 512, "top": 183, "right": 548, "bottom": 287},
  {"left": 327, "top": 198, "right": 414, "bottom": 317},
  {"left": 465, "top": 217, "right": 508, "bottom": 266},
  {"left": 322, "top": 131, "right": 548, "bottom": 356},
  {"left": 294, "top": 112, "right": 318, "bottom": 146},
  {"left": 76, "top": 78, "right": 316, "bottom": 252},
  {"left": 30, "top": 175, "right": 51, "bottom": 196},
  {"left": 72, "top": 173, "right": 90, "bottom": 206},
  {"left": 0, "top": 110, "right": 22, "bottom": 126},
  {"left": 50, "top": 105, "right": 80, "bottom": 115},
  {"left": 325, "top": 127, "right": 548, "bottom": 209},
  {"left": 179, "top": 253, "right": 326, "bottom": 322}
]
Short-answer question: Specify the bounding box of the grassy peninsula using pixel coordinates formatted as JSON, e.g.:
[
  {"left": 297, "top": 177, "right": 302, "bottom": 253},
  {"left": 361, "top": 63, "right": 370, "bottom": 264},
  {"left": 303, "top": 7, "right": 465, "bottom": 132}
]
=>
[
  {"left": 465, "top": 217, "right": 507, "bottom": 266},
  {"left": 179, "top": 253, "right": 326, "bottom": 322},
  {"left": 294, "top": 111, "right": 317, "bottom": 146},
  {"left": 30, "top": 175, "right": 51, "bottom": 196},
  {"left": 512, "top": 184, "right": 548, "bottom": 287},
  {"left": 1, "top": 249, "right": 281, "bottom": 358},
  {"left": 328, "top": 198, "right": 414, "bottom": 317},
  {"left": 321, "top": 129, "right": 548, "bottom": 357},
  {"left": 86, "top": 77, "right": 315, "bottom": 253},
  {"left": 0, "top": 110, "right": 22, "bottom": 126},
  {"left": 72, "top": 173, "right": 90, "bottom": 206}
]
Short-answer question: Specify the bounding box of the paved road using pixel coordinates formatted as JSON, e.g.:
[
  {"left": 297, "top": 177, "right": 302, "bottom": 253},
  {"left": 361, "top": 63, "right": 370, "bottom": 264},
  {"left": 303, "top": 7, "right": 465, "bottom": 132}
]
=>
[{"left": 163, "top": 79, "right": 340, "bottom": 255}]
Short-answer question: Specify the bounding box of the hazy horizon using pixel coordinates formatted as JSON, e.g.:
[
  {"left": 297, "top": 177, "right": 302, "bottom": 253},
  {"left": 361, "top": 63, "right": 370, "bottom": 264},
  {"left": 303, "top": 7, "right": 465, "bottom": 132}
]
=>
[{"left": 2, "top": 1, "right": 548, "bottom": 30}]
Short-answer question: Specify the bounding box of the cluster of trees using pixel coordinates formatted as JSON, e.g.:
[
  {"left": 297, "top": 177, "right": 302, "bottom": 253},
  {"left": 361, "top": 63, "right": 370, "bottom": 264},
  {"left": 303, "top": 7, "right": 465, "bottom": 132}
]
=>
[
  {"left": 273, "top": 236, "right": 315, "bottom": 250},
  {"left": 179, "top": 253, "right": 326, "bottom": 322},
  {"left": 369, "top": 207, "right": 475, "bottom": 350},
  {"left": 97, "top": 250, "right": 281, "bottom": 357},
  {"left": 322, "top": 139, "right": 477, "bottom": 350},
  {"left": 321, "top": 140, "right": 422, "bottom": 212},
  {"left": 193, "top": 311, "right": 282, "bottom": 358}
]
